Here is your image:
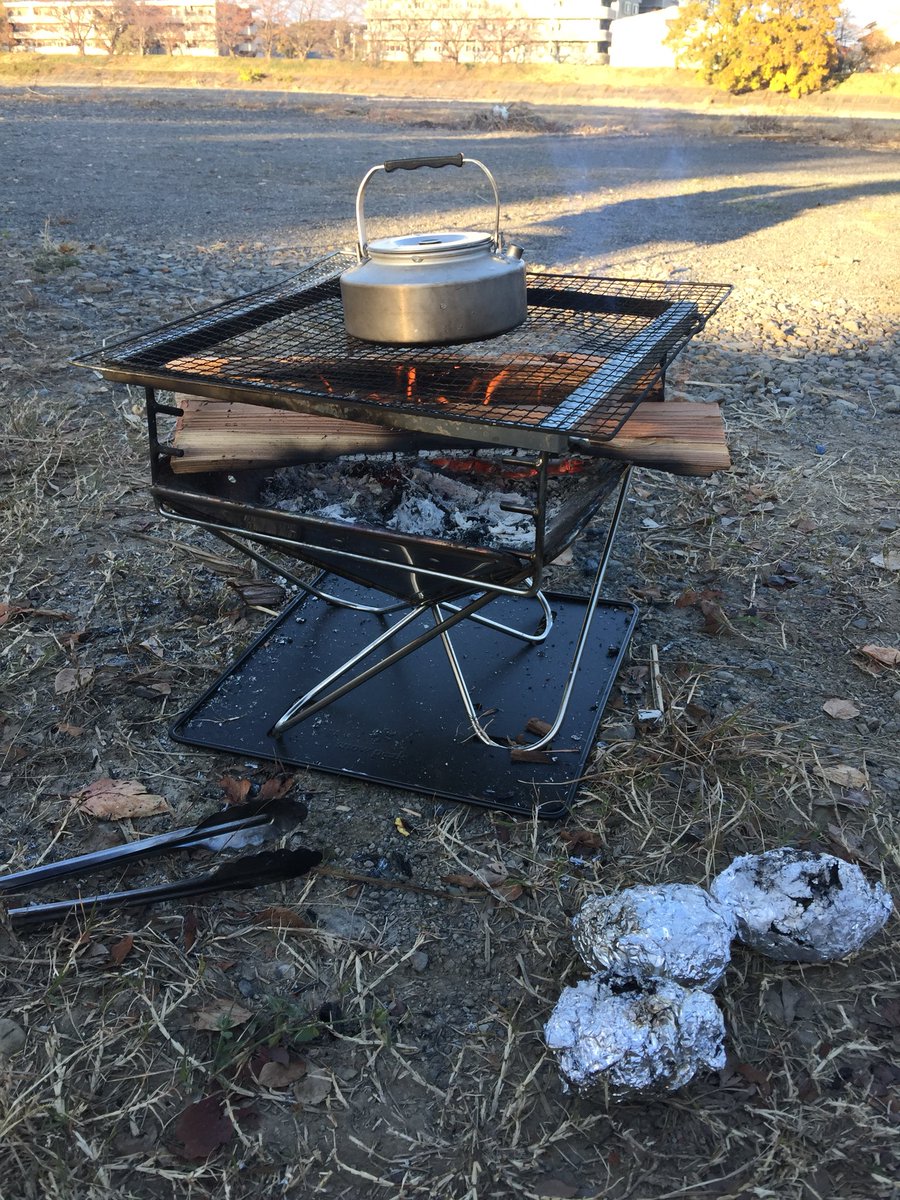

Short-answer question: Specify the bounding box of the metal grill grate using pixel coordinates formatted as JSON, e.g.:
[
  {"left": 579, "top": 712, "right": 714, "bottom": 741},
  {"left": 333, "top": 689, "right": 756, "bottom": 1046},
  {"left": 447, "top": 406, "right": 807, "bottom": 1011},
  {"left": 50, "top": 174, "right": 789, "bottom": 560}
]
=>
[{"left": 77, "top": 252, "right": 731, "bottom": 448}]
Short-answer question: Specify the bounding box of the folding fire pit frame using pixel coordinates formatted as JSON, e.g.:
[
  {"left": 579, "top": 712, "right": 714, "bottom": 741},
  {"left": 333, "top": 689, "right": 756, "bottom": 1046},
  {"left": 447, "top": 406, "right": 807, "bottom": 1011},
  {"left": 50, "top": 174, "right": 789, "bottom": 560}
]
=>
[{"left": 76, "top": 255, "right": 730, "bottom": 817}]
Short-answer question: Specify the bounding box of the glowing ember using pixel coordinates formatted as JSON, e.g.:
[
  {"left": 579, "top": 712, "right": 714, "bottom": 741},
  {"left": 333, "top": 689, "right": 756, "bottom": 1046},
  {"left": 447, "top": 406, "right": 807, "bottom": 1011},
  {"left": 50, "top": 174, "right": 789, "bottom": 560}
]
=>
[{"left": 431, "top": 456, "right": 588, "bottom": 481}]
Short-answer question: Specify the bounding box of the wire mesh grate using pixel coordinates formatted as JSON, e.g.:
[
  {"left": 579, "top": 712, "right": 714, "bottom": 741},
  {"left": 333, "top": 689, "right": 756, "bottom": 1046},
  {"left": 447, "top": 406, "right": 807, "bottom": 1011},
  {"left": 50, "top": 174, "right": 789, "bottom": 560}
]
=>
[{"left": 77, "top": 252, "right": 731, "bottom": 444}]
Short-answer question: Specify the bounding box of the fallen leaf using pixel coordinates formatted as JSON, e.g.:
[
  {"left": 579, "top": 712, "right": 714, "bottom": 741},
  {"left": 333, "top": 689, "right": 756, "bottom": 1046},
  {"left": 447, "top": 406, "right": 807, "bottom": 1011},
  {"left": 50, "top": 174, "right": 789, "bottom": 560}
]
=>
[
  {"left": 193, "top": 1000, "right": 253, "bottom": 1032},
  {"left": 130, "top": 676, "right": 172, "bottom": 699},
  {"left": 54, "top": 666, "right": 95, "bottom": 695},
  {"left": 293, "top": 1069, "right": 332, "bottom": 1106},
  {"left": 219, "top": 775, "right": 251, "bottom": 806},
  {"left": 257, "top": 1057, "right": 308, "bottom": 1089},
  {"left": 815, "top": 764, "right": 869, "bottom": 789},
  {"left": 59, "top": 630, "right": 88, "bottom": 649},
  {"left": 870, "top": 551, "right": 900, "bottom": 571},
  {"left": 859, "top": 644, "right": 900, "bottom": 668},
  {"left": 394, "top": 816, "right": 411, "bottom": 837},
  {"left": 257, "top": 774, "right": 295, "bottom": 801},
  {"left": 442, "top": 873, "right": 480, "bottom": 890},
  {"left": 813, "top": 787, "right": 871, "bottom": 811},
  {"left": 852, "top": 651, "right": 886, "bottom": 677},
  {"left": 108, "top": 935, "right": 134, "bottom": 966},
  {"left": 0, "top": 603, "right": 72, "bottom": 627},
  {"left": 822, "top": 698, "right": 861, "bottom": 720},
  {"left": 74, "top": 778, "right": 170, "bottom": 820},
  {"left": 173, "top": 1094, "right": 236, "bottom": 1160},
  {"left": 699, "top": 598, "right": 730, "bottom": 636},
  {"left": 496, "top": 883, "right": 524, "bottom": 902},
  {"left": 441, "top": 866, "right": 519, "bottom": 898},
  {"left": 183, "top": 910, "right": 198, "bottom": 953},
  {"left": 55, "top": 722, "right": 84, "bottom": 737},
  {"left": 559, "top": 827, "right": 604, "bottom": 853},
  {"left": 253, "top": 906, "right": 311, "bottom": 930},
  {"left": 477, "top": 862, "right": 509, "bottom": 887},
  {"left": 736, "top": 1061, "right": 772, "bottom": 1099},
  {"left": 139, "top": 635, "right": 165, "bottom": 658}
]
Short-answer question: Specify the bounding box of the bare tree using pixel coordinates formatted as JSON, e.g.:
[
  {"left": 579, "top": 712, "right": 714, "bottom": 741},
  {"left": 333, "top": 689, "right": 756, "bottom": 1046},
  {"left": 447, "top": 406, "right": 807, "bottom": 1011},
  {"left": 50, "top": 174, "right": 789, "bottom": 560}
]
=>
[
  {"left": 216, "top": 0, "right": 253, "bottom": 54},
  {"left": 58, "top": 2, "right": 96, "bottom": 54},
  {"left": 436, "top": 9, "right": 479, "bottom": 63},
  {"left": 282, "top": 17, "right": 336, "bottom": 57},
  {"left": 156, "top": 8, "right": 185, "bottom": 53},
  {"left": 126, "top": 0, "right": 170, "bottom": 53},
  {"left": 92, "top": 0, "right": 134, "bottom": 54},
  {"left": 0, "top": 3, "right": 16, "bottom": 50},
  {"left": 475, "top": 3, "right": 536, "bottom": 64},
  {"left": 327, "top": 0, "right": 362, "bottom": 56},
  {"left": 254, "top": 0, "right": 294, "bottom": 58}
]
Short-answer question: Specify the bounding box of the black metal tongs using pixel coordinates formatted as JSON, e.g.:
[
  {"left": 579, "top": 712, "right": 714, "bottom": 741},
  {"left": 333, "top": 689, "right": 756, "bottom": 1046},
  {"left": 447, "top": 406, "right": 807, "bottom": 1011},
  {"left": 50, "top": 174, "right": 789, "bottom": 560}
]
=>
[{"left": 0, "top": 798, "right": 322, "bottom": 929}]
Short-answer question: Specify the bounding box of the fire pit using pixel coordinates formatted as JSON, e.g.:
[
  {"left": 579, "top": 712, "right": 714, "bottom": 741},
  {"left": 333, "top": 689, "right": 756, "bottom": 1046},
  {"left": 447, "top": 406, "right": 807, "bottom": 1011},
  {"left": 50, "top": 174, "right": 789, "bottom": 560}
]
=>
[{"left": 76, "top": 253, "right": 730, "bottom": 816}]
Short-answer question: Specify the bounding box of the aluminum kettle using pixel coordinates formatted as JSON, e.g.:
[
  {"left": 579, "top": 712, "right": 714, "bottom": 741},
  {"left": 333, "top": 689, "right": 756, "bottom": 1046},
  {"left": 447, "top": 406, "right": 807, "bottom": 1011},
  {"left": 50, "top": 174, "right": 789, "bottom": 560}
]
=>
[{"left": 340, "top": 153, "right": 526, "bottom": 346}]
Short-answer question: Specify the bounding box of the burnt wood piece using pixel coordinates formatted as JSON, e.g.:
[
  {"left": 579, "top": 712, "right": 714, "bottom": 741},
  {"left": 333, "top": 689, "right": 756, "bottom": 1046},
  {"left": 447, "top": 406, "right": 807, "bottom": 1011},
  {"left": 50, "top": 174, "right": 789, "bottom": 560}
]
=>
[
  {"left": 167, "top": 396, "right": 477, "bottom": 472},
  {"left": 168, "top": 398, "right": 730, "bottom": 478}
]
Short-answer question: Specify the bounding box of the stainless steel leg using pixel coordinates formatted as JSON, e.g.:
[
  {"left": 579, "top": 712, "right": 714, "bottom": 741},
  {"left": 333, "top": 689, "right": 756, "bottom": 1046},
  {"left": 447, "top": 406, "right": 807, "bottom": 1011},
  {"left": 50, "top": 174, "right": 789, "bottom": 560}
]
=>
[
  {"left": 435, "top": 466, "right": 633, "bottom": 750},
  {"left": 438, "top": 588, "right": 554, "bottom": 644},
  {"left": 206, "top": 526, "right": 407, "bottom": 615},
  {"left": 270, "top": 587, "right": 501, "bottom": 736}
]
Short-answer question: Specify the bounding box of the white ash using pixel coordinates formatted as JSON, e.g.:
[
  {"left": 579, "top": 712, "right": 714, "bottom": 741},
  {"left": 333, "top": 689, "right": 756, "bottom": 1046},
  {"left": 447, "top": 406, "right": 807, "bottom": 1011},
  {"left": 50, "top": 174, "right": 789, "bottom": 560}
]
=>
[
  {"left": 710, "top": 848, "right": 893, "bottom": 963},
  {"left": 572, "top": 883, "right": 736, "bottom": 992},
  {"left": 260, "top": 449, "right": 591, "bottom": 550},
  {"left": 544, "top": 972, "right": 726, "bottom": 1100}
]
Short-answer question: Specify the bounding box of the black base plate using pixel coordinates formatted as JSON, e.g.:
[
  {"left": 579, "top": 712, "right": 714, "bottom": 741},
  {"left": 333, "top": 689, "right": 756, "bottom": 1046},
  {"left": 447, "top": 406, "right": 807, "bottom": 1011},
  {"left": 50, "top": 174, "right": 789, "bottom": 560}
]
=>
[{"left": 171, "top": 578, "right": 638, "bottom": 819}]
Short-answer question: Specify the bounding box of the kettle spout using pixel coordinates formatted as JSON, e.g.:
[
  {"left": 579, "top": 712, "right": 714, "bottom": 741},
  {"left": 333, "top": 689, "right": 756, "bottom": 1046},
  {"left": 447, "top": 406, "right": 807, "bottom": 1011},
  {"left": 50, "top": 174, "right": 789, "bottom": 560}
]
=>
[{"left": 504, "top": 244, "right": 525, "bottom": 260}]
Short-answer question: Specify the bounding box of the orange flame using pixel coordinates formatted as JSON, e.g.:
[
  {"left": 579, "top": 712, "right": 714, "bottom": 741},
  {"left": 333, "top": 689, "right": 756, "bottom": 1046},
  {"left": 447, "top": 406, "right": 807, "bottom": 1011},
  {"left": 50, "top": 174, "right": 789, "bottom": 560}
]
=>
[{"left": 483, "top": 367, "right": 511, "bottom": 406}]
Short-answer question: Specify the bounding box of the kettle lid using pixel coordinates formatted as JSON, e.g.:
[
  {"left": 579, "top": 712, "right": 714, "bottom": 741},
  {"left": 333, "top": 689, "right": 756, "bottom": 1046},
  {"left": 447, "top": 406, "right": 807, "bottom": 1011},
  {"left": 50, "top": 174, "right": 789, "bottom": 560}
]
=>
[{"left": 366, "top": 230, "right": 493, "bottom": 258}]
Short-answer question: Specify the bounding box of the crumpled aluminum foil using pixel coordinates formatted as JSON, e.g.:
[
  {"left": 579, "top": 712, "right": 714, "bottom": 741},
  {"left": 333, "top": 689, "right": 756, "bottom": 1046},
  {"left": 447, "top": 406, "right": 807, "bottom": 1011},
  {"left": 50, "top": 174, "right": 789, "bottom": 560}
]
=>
[
  {"left": 710, "top": 848, "right": 893, "bottom": 963},
  {"left": 572, "top": 883, "right": 736, "bottom": 991},
  {"left": 544, "top": 973, "right": 726, "bottom": 1099}
]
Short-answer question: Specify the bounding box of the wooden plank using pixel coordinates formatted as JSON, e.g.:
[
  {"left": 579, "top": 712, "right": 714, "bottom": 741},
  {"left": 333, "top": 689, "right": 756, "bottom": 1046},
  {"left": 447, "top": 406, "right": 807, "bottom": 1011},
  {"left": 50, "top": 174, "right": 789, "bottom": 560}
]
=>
[
  {"left": 168, "top": 395, "right": 729, "bottom": 478},
  {"left": 167, "top": 397, "right": 468, "bottom": 473},
  {"left": 577, "top": 401, "right": 731, "bottom": 476}
]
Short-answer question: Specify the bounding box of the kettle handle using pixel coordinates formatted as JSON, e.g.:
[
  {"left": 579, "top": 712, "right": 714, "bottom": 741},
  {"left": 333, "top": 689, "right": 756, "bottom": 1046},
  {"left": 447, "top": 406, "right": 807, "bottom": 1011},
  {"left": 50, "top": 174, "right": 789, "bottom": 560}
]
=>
[
  {"left": 383, "top": 153, "right": 464, "bottom": 172},
  {"left": 354, "top": 154, "right": 502, "bottom": 261}
]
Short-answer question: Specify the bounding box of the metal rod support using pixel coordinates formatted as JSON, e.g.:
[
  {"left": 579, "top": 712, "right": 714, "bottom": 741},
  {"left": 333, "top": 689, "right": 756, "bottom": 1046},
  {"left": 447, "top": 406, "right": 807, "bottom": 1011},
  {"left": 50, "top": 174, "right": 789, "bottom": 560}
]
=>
[{"left": 436, "top": 466, "right": 633, "bottom": 750}]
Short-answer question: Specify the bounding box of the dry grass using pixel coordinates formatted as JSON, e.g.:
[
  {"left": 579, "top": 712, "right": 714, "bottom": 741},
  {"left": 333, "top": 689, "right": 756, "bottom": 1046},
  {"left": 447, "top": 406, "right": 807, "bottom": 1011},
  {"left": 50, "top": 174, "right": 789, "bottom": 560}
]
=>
[
  {"left": 1, "top": 53, "right": 898, "bottom": 117},
  {"left": 2, "top": 226, "right": 899, "bottom": 1200}
]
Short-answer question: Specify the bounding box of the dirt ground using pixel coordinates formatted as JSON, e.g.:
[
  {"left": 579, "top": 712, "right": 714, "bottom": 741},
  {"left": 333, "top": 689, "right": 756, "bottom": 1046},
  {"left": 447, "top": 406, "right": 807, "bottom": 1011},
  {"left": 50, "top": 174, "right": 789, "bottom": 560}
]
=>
[{"left": 1, "top": 88, "right": 899, "bottom": 1199}]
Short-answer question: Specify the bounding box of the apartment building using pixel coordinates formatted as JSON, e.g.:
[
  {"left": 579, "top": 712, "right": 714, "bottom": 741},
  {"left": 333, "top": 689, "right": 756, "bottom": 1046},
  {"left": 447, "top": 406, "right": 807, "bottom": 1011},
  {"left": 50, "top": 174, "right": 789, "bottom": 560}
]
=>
[
  {"left": 364, "top": 0, "right": 649, "bottom": 65},
  {"left": 5, "top": 0, "right": 221, "bottom": 55}
]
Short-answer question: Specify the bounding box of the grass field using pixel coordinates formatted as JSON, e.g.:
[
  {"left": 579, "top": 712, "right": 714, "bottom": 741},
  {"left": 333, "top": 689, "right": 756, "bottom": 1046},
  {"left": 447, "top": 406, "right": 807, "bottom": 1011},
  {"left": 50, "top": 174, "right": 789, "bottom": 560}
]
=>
[{"left": 1, "top": 52, "right": 898, "bottom": 114}]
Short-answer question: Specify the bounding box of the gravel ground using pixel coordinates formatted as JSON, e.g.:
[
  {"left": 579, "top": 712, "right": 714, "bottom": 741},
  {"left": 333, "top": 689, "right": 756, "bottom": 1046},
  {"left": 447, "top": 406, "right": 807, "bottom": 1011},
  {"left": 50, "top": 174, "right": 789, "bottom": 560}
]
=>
[{"left": 1, "top": 87, "right": 899, "bottom": 1199}]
